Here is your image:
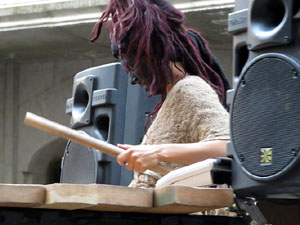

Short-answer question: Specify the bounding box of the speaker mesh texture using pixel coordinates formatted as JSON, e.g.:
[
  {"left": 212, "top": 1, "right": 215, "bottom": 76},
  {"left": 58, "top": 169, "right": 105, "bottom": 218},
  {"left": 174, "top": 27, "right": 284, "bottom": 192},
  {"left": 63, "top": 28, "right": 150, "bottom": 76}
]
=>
[
  {"left": 61, "top": 141, "right": 98, "bottom": 183},
  {"left": 231, "top": 56, "right": 300, "bottom": 179}
]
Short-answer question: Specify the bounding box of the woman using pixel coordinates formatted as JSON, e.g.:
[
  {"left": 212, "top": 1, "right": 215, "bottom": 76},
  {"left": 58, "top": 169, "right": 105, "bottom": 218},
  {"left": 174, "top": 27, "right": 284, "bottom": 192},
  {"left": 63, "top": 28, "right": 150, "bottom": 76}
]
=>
[{"left": 91, "top": 0, "right": 230, "bottom": 187}]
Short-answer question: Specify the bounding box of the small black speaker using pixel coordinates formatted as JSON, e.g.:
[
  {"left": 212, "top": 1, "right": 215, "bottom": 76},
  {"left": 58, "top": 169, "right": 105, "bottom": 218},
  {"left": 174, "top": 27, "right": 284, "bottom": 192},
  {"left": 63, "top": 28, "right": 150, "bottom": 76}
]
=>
[
  {"left": 60, "top": 63, "right": 159, "bottom": 185},
  {"left": 228, "top": 0, "right": 300, "bottom": 199}
]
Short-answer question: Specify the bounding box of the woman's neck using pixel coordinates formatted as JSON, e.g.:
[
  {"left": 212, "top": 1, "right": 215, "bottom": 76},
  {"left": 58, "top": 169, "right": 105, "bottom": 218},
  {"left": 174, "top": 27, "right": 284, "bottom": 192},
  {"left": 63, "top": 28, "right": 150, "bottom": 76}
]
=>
[{"left": 166, "top": 62, "right": 188, "bottom": 94}]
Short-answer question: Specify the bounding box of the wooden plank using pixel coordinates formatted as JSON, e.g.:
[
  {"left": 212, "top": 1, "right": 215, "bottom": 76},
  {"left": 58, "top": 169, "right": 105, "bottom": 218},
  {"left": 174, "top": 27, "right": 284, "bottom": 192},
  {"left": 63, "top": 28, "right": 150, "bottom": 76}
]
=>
[
  {"left": 140, "top": 185, "right": 233, "bottom": 214},
  {"left": 0, "top": 184, "right": 45, "bottom": 208},
  {"left": 86, "top": 184, "right": 153, "bottom": 212},
  {"left": 38, "top": 184, "right": 153, "bottom": 212},
  {"left": 37, "top": 183, "right": 98, "bottom": 210}
]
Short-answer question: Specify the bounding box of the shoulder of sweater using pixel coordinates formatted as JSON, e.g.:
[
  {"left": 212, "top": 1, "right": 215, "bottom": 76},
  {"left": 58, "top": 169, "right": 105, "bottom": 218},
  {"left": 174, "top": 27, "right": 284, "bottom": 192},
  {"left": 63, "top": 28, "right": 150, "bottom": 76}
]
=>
[
  {"left": 158, "top": 76, "right": 221, "bottom": 113},
  {"left": 168, "top": 75, "right": 216, "bottom": 97}
]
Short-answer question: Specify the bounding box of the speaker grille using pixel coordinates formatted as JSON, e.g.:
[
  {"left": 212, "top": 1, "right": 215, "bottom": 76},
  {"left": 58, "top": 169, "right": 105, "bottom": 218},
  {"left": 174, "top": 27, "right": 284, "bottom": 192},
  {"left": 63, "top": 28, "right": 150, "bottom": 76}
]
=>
[
  {"left": 61, "top": 141, "right": 98, "bottom": 184},
  {"left": 231, "top": 56, "right": 300, "bottom": 179}
]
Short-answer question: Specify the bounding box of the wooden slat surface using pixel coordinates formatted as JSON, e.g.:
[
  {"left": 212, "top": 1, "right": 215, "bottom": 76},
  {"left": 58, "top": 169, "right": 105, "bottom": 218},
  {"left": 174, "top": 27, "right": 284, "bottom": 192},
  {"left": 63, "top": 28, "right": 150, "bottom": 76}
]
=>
[
  {"left": 0, "top": 183, "right": 233, "bottom": 214},
  {"left": 140, "top": 185, "right": 233, "bottom": 214},
  {"left": 86, "top": 184, "right": 153, "bottom": 212},
  {"left": 37, "top": 183, "right": 153, "bottom": 212},
  {"left": 0, "top": 184, "right": 45, "bottom": 208},
  {"left": 37, "top": 183, "right": 98, "bottom": 210}
]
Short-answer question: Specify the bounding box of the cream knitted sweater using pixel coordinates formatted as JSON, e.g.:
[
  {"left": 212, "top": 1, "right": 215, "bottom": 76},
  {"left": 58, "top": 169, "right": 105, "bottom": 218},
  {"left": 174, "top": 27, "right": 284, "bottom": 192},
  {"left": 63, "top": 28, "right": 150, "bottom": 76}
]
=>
[{"left": 130, "top": 75, "right": 230, "bottom": 188}]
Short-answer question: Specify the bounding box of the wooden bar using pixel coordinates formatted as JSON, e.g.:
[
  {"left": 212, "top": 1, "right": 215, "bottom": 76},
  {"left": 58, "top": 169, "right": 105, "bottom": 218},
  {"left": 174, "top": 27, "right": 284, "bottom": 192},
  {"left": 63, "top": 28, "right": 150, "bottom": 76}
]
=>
[
  {"left": 0, "top": 184, "right": 45, "bottom": 208},
  {"left": 37, "top": 184, "right": 98, "bottom": 210},
  {"left": 37, "top": 184, "right": 153, "bottom": 212},
  {"left": 140, "top": 185, "right": 233, "bottom": 214},
  {"left": 86, "top": 184, "right": 153, "bottom": 212}
]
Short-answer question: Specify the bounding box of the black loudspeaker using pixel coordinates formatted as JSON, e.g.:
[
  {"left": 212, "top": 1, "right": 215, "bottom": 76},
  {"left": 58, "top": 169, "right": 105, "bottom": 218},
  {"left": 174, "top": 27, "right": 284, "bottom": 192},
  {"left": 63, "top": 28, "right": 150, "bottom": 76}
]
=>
[
  {"left": 227, "top": 0, "right": 300, "bottom": 199},
  {"left": 60, "top": 63, "right": 159, "bottom": 186}
]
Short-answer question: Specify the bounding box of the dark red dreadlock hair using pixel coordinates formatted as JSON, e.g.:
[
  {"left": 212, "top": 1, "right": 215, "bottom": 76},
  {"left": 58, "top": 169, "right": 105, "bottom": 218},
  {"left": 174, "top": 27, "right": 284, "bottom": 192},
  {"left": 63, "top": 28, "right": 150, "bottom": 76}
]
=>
[{"left": 91, "top": 0, "right": 227, "bottom": 112}]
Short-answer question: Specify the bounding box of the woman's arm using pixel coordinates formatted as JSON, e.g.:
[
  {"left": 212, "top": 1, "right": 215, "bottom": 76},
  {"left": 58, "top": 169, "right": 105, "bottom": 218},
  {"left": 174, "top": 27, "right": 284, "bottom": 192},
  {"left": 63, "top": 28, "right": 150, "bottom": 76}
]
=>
[{"left": 117, "top": 140, "right": 228, "bottom": 173}]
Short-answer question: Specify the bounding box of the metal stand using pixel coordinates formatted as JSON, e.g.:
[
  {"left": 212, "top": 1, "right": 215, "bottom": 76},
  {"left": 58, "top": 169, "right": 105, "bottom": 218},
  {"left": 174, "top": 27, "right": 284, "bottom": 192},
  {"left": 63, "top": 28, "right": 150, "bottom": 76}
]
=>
[{"left": 236, "top": 197, "right": 270, "bottom": 225}]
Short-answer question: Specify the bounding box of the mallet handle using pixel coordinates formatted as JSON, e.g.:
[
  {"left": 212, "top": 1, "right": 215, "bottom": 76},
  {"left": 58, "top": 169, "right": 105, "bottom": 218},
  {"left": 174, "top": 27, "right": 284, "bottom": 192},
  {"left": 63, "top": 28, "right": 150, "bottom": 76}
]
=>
[{"left": 24, "top": 112, "right": 170, "bottom": 175}]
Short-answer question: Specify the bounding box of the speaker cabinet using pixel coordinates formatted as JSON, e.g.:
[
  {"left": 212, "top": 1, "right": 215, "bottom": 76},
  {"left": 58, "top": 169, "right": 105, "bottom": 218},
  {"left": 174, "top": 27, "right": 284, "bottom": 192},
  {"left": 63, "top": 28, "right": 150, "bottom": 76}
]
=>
[
  {"left": 60, "top": 63, "right": 159, "bottom": 185},
  {"left": 228, "top": 0, "right": 300, "bottom": 199}
]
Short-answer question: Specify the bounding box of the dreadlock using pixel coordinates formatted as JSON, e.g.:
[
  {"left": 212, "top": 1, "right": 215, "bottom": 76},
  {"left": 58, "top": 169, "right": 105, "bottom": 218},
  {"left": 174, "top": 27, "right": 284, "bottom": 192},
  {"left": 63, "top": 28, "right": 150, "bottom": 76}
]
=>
[{"left": 91, "top": 0, "right": 227, "bottom": 112}]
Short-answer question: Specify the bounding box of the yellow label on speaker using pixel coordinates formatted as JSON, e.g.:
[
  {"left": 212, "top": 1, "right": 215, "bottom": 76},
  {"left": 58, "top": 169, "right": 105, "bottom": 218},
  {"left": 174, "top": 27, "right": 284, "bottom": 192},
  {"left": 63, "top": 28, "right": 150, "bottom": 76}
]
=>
[{"left": 260, "top": 148, "right": 272, "bottom": 165}]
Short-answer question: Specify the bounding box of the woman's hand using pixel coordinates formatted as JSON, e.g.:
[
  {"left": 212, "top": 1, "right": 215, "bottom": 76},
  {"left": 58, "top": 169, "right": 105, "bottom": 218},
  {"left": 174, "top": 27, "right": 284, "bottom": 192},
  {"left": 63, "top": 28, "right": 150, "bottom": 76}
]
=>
[{"left": 117, "top": 144, "right": 163, "bottom": 173}]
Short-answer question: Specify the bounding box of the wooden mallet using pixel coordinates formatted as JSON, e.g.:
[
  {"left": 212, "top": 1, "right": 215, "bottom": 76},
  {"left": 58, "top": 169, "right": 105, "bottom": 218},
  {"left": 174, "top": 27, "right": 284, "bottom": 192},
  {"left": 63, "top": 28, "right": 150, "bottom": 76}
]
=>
[{"left": 24, "top": 112, "right": 170, "bottom": 175}]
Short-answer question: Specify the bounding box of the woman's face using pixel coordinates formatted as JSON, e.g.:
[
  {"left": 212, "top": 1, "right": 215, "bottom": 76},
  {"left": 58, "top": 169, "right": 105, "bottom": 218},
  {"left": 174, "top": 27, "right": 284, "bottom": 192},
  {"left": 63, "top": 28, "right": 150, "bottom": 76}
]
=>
[{"left": 121, "top": 56, "right": 153, "bottom": 91}]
